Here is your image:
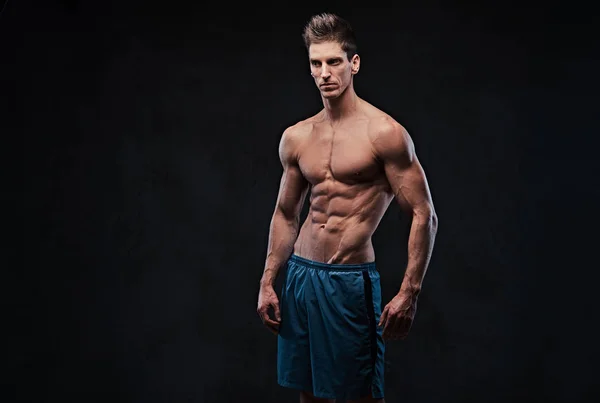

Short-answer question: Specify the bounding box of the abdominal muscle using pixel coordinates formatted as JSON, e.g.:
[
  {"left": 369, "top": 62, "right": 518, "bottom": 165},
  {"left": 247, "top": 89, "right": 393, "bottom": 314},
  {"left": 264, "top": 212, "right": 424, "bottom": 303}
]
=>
[{"left": 293, "top": 180, "right": 393, "bottom": 265}]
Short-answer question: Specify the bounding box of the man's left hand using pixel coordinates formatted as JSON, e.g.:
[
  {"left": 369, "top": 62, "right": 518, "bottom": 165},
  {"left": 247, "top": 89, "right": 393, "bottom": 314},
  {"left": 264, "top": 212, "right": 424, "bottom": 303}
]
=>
[{"left": 378, "top": 291, "right": 417, "bottom": 341}]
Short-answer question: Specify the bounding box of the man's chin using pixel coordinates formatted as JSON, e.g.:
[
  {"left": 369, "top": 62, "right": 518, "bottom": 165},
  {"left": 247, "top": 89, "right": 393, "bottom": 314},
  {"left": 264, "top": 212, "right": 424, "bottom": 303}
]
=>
[{"left": 321, "top": 90, "right": 339, "bottom": 98}]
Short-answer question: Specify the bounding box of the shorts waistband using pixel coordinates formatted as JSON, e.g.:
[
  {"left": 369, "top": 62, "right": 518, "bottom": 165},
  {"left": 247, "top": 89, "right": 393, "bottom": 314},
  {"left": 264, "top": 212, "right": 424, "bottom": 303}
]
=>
[{"left": 289, "top": 254, "right": 376, "bottom": 271}]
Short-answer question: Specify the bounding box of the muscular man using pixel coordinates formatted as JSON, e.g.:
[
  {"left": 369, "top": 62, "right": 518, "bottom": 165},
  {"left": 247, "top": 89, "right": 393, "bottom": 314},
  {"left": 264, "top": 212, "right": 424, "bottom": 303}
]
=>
[{"left": 257, "top": 13, "right": 438, "bottom": 403}]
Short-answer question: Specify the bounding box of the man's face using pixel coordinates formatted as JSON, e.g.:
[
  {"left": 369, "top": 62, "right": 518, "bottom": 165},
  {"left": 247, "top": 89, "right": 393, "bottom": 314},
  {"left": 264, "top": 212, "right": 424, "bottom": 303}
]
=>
[{"left": 308, "top": 41, "right": 359, "bottom": 99}]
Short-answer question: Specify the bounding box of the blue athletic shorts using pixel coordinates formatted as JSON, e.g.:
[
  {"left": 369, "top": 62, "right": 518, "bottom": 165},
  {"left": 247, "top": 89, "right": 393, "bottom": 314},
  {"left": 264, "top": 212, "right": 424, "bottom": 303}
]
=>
[{"left": 277, "top": 254, "right": 385, "bottom": 400}]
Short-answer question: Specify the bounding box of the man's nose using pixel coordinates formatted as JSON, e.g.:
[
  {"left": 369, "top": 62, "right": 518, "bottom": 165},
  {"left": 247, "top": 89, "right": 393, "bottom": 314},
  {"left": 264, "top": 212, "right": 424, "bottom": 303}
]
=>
[{"left": 320, "top": 66, "right": 331, "bottom": 78}]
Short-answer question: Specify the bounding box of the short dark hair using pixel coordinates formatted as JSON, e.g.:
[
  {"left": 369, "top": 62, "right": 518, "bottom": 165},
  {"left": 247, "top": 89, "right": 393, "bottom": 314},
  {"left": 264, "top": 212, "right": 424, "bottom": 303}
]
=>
[{"left": 302, "top": 13, "right": 358, "bottom": 61}]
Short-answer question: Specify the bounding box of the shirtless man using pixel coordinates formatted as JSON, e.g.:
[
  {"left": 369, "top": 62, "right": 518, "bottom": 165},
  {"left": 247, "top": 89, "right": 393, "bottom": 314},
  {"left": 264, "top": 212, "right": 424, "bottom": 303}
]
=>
[{"left": 257, "top": 13, "right": 438, "bottom": 403}]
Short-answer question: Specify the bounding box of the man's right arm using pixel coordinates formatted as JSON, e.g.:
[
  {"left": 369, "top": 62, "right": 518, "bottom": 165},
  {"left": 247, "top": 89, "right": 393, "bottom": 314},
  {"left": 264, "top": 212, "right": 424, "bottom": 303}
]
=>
[{"left": 260, "top": 127, "right": 309, "bottom": 288}]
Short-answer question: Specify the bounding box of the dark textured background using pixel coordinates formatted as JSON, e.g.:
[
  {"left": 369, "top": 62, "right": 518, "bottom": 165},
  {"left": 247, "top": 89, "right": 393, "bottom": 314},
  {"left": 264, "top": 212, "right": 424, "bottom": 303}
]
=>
[{"left": 9, "top": 0, "right": 599, "bottom": 402}]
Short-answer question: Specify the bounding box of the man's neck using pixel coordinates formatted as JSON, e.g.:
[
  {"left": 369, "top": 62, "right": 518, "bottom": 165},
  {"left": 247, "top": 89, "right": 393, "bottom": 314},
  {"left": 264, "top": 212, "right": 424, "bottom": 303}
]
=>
[{"left": 322, "top": 84, "right": 359, "bottom": 124}]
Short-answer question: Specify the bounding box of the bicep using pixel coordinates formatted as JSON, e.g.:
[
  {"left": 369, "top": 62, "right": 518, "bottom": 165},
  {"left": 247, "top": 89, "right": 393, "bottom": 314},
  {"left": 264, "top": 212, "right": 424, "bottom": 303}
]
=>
[
  {"left": 275, "top": 128, "right": 309, "bottom": 219},
  {"left": 276, "top": 163, "right": 309, "bottom": 219},
  {"left": 379, "top": 125, "right": 434, "bottom": 214},
  {"left": 385, "top": 156, "right": 433, "bottom": 214}
]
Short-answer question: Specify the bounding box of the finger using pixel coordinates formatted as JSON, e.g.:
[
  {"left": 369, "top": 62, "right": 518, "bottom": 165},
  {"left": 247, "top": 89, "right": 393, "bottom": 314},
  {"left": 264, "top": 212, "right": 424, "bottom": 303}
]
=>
[
  {"left": 378, "top": 307, "right": 389, "bottom": 328},
  {"left": 398, "top": 317, "right": 413, "bottom": 340},
  {"left": 258, "top": 306, "right": 270, "bottom": 320},
  {"left": 266, "top": 322, "right": 279, "bottom": 335},
  {"left": 382, "top": 314, "right": 397, "bottom": 341},
  {"left": 273, "top": 302, "right": 282, "bottom": 322},
  {"left": 264, "top": 316, "right": 280, "bottom": 329},
  {"left": 391, "top": 316, "right": 410, "bottom": 340},
  {"left": 257, "top": 307, "right": 266, "bottom": 323},
  {"left": 258, "top": 307, "right": 277, "bottom": 328},
  {"left": 389, "top": 315, "right": 400, "bottom": 339}
]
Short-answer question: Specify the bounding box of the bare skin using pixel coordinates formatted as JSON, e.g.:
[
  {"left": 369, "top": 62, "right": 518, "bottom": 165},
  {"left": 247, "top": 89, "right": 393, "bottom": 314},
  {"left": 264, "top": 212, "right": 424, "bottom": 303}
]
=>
[{"left": 257, "top": 41, "right": 438, "bottom": 403}]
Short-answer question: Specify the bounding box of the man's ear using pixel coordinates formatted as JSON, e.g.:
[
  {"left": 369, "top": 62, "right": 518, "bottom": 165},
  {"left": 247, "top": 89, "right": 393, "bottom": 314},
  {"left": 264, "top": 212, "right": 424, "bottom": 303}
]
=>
[{"left": 351, "top": 54, "right": 360, "bottom": 74}]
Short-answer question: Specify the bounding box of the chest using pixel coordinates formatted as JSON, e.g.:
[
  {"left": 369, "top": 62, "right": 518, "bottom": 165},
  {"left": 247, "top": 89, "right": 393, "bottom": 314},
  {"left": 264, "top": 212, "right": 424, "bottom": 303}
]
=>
[{"left": 298, "top": 124, "right": 382, "bottom": 185}]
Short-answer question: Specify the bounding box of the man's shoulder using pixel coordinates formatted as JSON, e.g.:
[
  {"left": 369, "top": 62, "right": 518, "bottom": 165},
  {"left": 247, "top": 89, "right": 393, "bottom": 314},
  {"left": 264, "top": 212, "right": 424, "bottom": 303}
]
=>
[
  {"left": 357, "top": 99, "right": 403, "bottom": 134},
  {"left": 366, "top": 111, "right": 412, "bottom": 159},
  {"left": 282, "top": 113, "right": 321, "bottom": 140},
  {"left": 368, "top": 110, "right": 408, "bottom": 140},
  {"left": 278, "top": 116, "right": 317, "bottom": 161}
]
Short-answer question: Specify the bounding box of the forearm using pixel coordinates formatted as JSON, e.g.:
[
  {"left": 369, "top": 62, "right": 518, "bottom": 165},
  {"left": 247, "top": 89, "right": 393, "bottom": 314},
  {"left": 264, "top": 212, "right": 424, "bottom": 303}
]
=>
[
  {"left": 260, "top": 209, "right": 301, "bottom": 287},
  {"left": 399, "top": 208, "right": 438, "bottom": 297}
]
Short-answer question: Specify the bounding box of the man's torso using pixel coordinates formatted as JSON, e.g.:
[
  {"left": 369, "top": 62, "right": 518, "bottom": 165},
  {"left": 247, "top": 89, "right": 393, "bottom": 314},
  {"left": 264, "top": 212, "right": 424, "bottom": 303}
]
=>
[{"left": 290, "top": 99, "right": 397, "bottom": 264}]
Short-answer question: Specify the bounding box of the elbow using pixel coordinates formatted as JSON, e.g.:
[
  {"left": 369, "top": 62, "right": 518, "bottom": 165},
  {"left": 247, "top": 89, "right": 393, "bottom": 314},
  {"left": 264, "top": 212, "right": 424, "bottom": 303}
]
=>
[
  {"left": 275, "top": 205, "right": 300, "bottom": 225},
  {"left": 431, "top": 211, "right": 439, "bottom": 233},
  {"left": 414, "top": 204, "right": 438, "bottom": 232}
]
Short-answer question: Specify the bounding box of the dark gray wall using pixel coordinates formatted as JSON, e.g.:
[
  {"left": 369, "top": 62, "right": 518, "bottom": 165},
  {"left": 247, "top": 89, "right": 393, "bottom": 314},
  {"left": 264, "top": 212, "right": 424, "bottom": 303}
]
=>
[{"left": 10, "top": 0, "right": 599, "bottom": 402}]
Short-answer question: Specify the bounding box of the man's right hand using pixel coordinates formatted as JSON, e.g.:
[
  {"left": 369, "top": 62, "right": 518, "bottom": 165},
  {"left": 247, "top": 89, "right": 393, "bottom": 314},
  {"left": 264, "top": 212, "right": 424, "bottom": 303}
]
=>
[{"left": 257, "top": 285, "right": 281, "bottom": 335}]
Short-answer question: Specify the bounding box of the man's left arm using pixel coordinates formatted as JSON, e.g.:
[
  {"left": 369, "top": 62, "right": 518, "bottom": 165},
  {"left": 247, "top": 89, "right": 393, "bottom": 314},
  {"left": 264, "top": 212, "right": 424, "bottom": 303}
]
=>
[{"left": 372, "top": 120, "right": 439, "bottom": 341}]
